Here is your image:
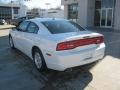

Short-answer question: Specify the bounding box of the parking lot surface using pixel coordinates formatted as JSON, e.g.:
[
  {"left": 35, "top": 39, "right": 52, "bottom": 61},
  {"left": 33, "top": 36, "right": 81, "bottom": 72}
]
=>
[{"left": 0, "top": 29, "right": 120, "bottom": 90}]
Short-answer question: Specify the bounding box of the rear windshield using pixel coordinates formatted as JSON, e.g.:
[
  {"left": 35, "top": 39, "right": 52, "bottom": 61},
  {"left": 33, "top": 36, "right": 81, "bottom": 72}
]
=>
[{"left": 42, "top": 20, "right": 85, "bottom": 34}]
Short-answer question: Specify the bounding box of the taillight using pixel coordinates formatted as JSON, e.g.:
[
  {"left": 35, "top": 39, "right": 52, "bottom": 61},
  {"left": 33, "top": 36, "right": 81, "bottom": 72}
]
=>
[
  {"left": 56, "top": 36, "right": 104, "bottom": 51},
  {"left": 56, "top": 42, "right": 76, "bottom": 51},
  {"left": 95, "top": 36, "right": 104, "bottom": 44}
]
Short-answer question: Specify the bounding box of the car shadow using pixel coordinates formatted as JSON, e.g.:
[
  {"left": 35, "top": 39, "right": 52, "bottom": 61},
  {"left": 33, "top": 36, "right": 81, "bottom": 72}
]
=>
[{"left": 41, "top": 63, "right": 97, "bottom": 90}]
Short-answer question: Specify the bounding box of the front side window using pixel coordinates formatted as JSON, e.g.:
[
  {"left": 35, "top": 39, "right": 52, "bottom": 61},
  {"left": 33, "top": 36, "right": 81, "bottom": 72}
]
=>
[
  {"left": 27, "top": 22, "right": 39, "bottom": 33},
  {"left": 18, "top": 21, "right": 29, "bottom": 32},
  {"left": 42, "top": 20, "right": 85, "bottom": 34}
]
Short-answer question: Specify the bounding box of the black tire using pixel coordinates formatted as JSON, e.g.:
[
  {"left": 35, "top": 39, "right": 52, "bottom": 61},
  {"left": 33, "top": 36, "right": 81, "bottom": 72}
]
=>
[
  {"left": 9, "top": 36, "right": 15, "bottom": 49},
  {"left": 33, "top": 48, "right": 47, "bottom": 71}
]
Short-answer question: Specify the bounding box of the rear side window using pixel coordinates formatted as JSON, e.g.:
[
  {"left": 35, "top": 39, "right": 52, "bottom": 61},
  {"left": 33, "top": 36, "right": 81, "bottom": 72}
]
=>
[
  {"left": 27, "top": 22, "right": 39, "bottom": 33},
  {"left": 42, "top": 20, "right": 85, "bottom": 34},
  {"left": 18, "top": 21, "right": 29, "bottom": 32},
  {"left": 70, "top": 21, "right": 85, "bottom": 31}
]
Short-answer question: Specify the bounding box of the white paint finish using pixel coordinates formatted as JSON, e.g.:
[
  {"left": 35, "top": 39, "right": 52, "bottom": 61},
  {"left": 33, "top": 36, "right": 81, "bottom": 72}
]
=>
[
  {"left": 9, "top": 18, "right": 105, "bottom": 71},
  {"left": 46, "top": 43, "right": 105, "bottom": 71},
  {"left": 114, "top": 0, "right": 120, "bottom": 30}
]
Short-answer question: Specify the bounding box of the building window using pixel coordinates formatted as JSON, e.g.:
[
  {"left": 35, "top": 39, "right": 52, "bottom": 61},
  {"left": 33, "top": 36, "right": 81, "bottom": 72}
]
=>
[
  {"left": 14, "top": 8, "right": 19, "bottom": 14},
  {"left": 95, "top": 1, "right": 101, "bottom": 9},
  {"left": 94, "top": 10, "right": 101, "bottom": 26},
  {"left": 101, "top": 0, "right": 114, "bottom": 8},
  {"left": 95, "top": 0, "right": 114, "bottom": 9},
  {"left": 94, "top": 0, "right": 115, "bottom": 27},
  {"left": 0, "top": 7, "right": 12, "bottom": 20},
  {"left": 68, "top": 3, "right": 78, "bottom": 20}
]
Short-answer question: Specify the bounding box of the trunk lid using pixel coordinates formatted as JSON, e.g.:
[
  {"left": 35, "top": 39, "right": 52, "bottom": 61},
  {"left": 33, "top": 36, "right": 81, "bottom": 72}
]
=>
[{"left": 52, "top": 31, "right": 103, "bottom": 52}]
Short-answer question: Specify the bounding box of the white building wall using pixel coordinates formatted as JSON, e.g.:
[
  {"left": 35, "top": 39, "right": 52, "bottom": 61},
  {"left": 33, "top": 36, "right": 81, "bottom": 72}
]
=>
[
  {"left": 87, "top": 0, "right": 95, "bottom": 27},
  {"left": 62, "top": 0, "right": 92, "bottom": 27},
  {"left": 19, "top": 5, "right": 27, "bottom": 17},
  {"left": 114, "top": 0, "right": 120, "bottom": 30},
  {"left": 64, "top": 5, "right": 68, "bottom": 19},
  {"left": 77, "top": 0, "right": 88, "bottom": 27}
]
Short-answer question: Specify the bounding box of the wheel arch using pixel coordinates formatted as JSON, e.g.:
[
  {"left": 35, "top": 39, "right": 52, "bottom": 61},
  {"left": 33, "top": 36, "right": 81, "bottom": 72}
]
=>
[
  {"left": 32, "top": 46, "right": 42, "bottom": 58},
  {"left": 31, "top": 46, "right": 47, "bottom": 69},
  {"left": 9, "top": 34, "right": 15, "bottom": 49}
]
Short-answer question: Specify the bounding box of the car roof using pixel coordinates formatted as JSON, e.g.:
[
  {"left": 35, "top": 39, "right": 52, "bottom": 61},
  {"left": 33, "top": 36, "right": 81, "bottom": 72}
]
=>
[{"left": 26, "top": 18, "right": 68, "bottom": 24}]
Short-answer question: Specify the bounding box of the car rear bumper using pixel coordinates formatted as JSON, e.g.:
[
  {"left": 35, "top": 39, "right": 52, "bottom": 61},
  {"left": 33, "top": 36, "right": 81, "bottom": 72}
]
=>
[{"left": 45, "top": 43, "right": 105, "bottom": 71}]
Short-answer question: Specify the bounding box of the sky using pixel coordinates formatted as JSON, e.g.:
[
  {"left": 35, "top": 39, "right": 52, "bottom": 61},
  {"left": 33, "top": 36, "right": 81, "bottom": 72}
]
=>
[
  {"left": 0, "top": 0, "right": 62, "bottom": 9},
  {"left": 25, "top": 0, "right": 61, "bottom": 9}
]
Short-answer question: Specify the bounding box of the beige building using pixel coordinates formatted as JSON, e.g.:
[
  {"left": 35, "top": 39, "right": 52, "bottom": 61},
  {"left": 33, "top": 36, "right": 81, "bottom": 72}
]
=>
[{"left": 62, "top": 0, "right": 120, "bottom": 30}]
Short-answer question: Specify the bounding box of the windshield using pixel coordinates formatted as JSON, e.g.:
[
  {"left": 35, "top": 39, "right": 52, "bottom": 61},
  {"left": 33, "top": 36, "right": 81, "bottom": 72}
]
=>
[{"left": 42, "top": 20, "right": 85, "bottom": 34}]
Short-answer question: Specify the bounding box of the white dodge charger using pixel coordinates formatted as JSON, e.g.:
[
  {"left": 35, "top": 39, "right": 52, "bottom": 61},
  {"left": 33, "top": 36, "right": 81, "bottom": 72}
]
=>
[{"left": 9, "top": 18, "right": 105, "bottom": 71}]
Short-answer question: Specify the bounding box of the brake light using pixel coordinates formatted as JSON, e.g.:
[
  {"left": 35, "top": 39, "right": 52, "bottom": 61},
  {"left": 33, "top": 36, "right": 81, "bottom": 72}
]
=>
[
  {"left": 95, "top": 36, "right": 104, "bottom": 44},
  {"left": 56, "top": 36, "right": 104, "bottom": 51}
]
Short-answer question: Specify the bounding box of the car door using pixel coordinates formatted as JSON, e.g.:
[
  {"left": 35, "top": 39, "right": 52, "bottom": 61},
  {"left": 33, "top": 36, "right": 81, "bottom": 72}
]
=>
[
  {"left": 21, "top": 22, "right": 39, "bottom": 57},
  {"left": 13, "top": 21, "right": 30, "bottom": 51}
]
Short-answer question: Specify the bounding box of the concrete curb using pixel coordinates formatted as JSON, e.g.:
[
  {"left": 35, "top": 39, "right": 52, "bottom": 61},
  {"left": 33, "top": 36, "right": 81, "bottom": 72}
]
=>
[
  {"left": 0, "top": 27, "right": 13, "bottom": 30},
  {"left": 0, "top": 25, "right": 15, "bottom": 30}
]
